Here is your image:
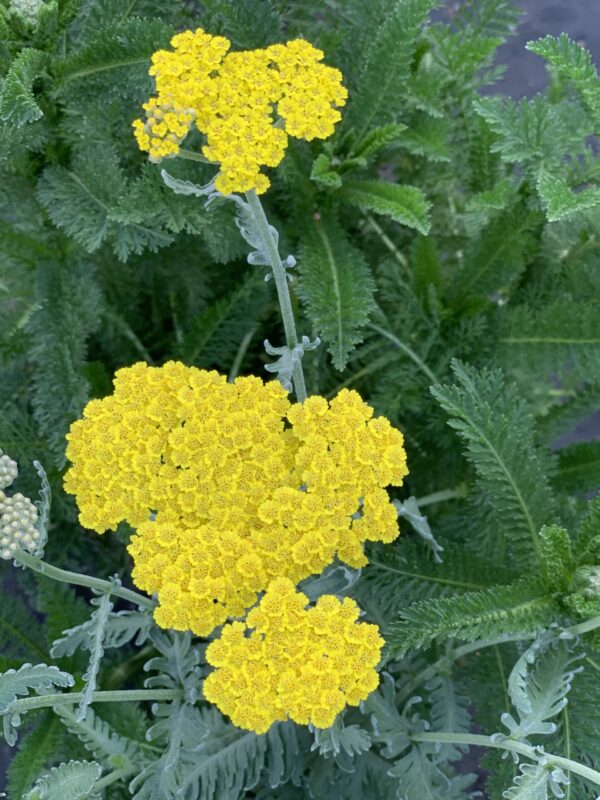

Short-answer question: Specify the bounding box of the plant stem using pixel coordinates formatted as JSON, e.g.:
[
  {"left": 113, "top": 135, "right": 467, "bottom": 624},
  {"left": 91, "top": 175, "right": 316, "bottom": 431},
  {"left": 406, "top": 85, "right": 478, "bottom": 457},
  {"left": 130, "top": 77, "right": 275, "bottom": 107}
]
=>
[
  {"left": 228, "top": 327, "right": 257, "bottom": 383},
  {"left": 414, "top": 485, "right": 468, "bottom": 508},
  {"left": 93, "top": 766, "right": 135, "bottom": 792},
  {"left": 12, "top": 688, "right": 181, "bottom": 714},
  {"left": 365, "top": 215, "right": 408, "bottom": 267},
  {"left": 245, "top": 190, "right": 308, "bottom": 402},
  {"left": 13, "top": 550, "right": 155, "bottom": 610},
  {"left": 368, "top": 323, "right": 439, "bottom": 385},
  {"left": 395, "top": 634, "right": 534, "bottom": 704},
  {"left": 564, "top": 614, "right": 600, "bottom": 637},
  {"left": 177, "top": 148, "right": 214, "bottom": 164},
  {"left": 412, "top": 732, "right": 600, "bottom": 789}
]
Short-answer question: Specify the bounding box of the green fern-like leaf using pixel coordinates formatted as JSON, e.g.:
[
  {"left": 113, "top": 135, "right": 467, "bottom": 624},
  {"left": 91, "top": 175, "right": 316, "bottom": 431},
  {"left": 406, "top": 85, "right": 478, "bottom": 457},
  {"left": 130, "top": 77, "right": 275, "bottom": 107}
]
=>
[
  {"left": 27, "top": 261, "right": 102, "bottom": 466},
  {"left": 340, "top": 179, "right": 431, "bottom": 234},
  {"left": 385, "top": 579, "right": 559, "bottom": 658},
  {"left": 527, "top": 34, "right": 600, "bottom": 133},
  {"left": 396, "top": 115, "right": 451, "bottom": 162},
  {"left": 298, "top": 212, "right": 376, "bottom": 370},
  {"left": 431, "top": 360, "right": 556, "bottom": 565},
  {"left": 498, "top": 301, "right": 600, "bottom": 384},
  {"left": 0, "top": 48, "right": 47, "bottom": 127},
  {"left": 202, "top": 0, "right": 282, "bottom": 49},
  {"left": 538, "top": 526, "right": 574, "bottom": 591},
  {"left": 54, "top": 17, "right": 171, "bottom": 104},
  {"left": 36, "top": 144, "right": 172, "bottom": 259},
  {"left": 451, "top": 0, "right": 522, "bottom": 39},
  {"left": 474, "top": 95, "right": 589, "bottom": 170},
  {"left": 451, "top": 206, "right": 537, "bottom": 305},
  {"left": 353, "top": 539, "right": 513, "bottom": 627},
  {"left": 24, "top": 759, "right": 102, "bottom": 800},
  {"left": 6, "top": 711, "right": 65, "bottom": 799},
  {"left": 351, "top": 123, "right": 407, "bottom": 161},
  {"left": 568, "top": 650, "right": 600, "bottom": 766},
  {"left": 345, "top": 0, "right": 436, "bottom": 142},
  {"left": 0, "top": 580, "right": 47, "bottom": 663},
  {"left": 537, "top": 172, "right": 600, "bottom": 221},
  {"left": 178, "top": 271, "right": 268, "bottom": 370}
]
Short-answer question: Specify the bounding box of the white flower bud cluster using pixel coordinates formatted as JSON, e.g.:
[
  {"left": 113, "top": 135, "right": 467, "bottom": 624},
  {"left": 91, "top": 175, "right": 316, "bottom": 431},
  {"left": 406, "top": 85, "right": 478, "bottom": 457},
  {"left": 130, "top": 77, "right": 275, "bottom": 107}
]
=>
[
  {"left": 0, "top": 453, "right": 18, "bottom": 490},
  {"left": 0, "top": 491, "right": 40, "bottom": 560},
  {"left": 10, "top": 0, "right": 43, "bottom": 25}
]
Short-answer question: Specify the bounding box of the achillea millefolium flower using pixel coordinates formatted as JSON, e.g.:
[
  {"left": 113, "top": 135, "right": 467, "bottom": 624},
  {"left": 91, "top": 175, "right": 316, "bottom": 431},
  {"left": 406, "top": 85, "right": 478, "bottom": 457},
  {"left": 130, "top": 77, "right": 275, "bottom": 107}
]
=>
[
  {"left": 133, "top": 29, "right": 347, "bottom": 194},
  {"left": 64, "top": 362, "right": 407, "bottom": 636},
  {"left": 203, "top": 578, "right": 383, "bottom": 733}
]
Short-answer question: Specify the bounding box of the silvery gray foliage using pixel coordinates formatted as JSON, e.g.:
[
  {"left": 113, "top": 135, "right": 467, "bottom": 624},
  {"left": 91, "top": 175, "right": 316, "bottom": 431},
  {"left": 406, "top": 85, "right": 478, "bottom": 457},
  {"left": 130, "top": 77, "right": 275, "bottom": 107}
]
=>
[
  {"left": 264, "top": 336, "right": 320, "bottom": 392},
  {"left": 32, "top": 459, "right": 50, "bottom": 557},
  {"left": 493, "top": 635, "right": 584, "bottom": 745},
  {"left": 299, "top": 562, "right": 360, "bottom": 602},
  {"left": 234, "top": 198, "right": 296, "bottom": 280},
  {"left": 394, "top": 497, "right": 444, "bottom": 563},
  {"left": 160, "top": 170, "right": 216, "bottom": 199}
]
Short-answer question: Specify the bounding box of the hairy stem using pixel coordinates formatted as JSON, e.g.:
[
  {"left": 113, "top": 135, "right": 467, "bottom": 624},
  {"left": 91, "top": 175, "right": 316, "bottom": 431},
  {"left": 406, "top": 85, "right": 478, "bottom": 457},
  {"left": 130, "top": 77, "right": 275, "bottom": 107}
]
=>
[
  {"left": 13, "top": 550, "right": 155, "bottom": 610},
  {"left": 12, "top": 688, "right": 181, "bottom": 714},
  {"left": 412, "top": 732, "right": 600, "bottom": 789},
  {"left": 93, "top": 766, "right": 135, "bottom": 792},
  {"left": 177, "top": 148, "right": 214, "bottom": 164},
  {"left": 245, "top": 190, "right": 308, "bottom": 402}
]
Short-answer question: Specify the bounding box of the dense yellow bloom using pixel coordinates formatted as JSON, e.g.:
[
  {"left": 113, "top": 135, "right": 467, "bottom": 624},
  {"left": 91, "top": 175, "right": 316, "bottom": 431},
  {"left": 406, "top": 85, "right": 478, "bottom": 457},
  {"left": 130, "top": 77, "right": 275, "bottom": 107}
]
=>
[
  {"left": 65, "top": 362, "right": 407, "bottom": 635},
  {"left": 133, "top": 28, "right": 347, "bottom": 194},
  {"left": 204, "top": 578, "right": 383, "bottom": 732}
]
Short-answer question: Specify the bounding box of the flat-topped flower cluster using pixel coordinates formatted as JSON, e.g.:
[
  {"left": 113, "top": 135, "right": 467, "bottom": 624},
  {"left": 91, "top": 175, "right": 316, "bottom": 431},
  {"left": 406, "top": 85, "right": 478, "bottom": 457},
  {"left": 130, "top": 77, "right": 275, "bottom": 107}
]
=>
[
  {"left": 133, "top": 29, "right": 347, "bottom": 194},
  {"left": 65, "top": 362, "right": 408, "bottom": 730},
  {"left": 204, "top": 578, "right": 383, "bottom": 732}
]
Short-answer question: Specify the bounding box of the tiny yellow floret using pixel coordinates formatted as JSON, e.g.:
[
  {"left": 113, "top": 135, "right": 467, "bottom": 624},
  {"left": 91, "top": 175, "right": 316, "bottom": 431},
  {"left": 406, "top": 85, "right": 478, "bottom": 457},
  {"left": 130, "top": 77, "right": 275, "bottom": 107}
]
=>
[
  {"left": 203, "top": 578, "right": 383, "bottom": 732},
  {"left": 132, "top": 28, "right": 347, "bottom": 193},
  {"left": 65, "top": 362, "right": 408, "bottom": 636}
]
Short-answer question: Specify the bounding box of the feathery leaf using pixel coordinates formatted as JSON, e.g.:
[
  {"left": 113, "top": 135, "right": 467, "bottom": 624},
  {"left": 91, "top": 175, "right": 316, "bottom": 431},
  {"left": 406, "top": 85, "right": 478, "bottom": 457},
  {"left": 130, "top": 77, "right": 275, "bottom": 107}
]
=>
[
  {"left": 0, "top": 48, "right": 47, "bottom": 127},
  {"left": 341, "top": 180, "right": 431, "bottom": 234},
  {"left": 298, "top": 212, "right": 376, "bottom": 370}
]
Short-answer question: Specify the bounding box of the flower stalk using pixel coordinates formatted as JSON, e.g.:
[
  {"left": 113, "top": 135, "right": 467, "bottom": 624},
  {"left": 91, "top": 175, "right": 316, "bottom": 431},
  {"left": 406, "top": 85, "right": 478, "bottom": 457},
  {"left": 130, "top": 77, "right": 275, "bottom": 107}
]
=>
[
  {"left": 245, "top": 189, "right": 308, "bottom": 402},
  {"left": 11, "top": 688, "right": 181, "bottom": 714},
  {"left": 13, "top": 550, "right": 155, "bottom": 610},
  {"left": 412, "top": 731, "right": 600, "bottom": 789}
]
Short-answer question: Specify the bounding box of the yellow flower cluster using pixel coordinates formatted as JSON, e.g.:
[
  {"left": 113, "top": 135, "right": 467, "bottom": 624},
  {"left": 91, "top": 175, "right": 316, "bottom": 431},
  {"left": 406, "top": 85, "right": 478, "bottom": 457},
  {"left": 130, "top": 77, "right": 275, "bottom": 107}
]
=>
[
  {"left": 65, "top": 362, "right": 408, "bottom": 638},
  {"left": 204, "top": 578, "right": 383, "bottom": 732},
  {"left": 133, "top": 28, "right": 347, "bottom": 194}
]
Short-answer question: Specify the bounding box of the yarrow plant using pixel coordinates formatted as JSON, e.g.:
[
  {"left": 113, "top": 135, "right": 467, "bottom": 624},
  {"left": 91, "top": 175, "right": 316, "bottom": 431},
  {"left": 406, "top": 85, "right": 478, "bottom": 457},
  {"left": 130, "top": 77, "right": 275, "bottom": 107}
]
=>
[{"left": 3, "top": 2, "right": 600, "bottom": 798}]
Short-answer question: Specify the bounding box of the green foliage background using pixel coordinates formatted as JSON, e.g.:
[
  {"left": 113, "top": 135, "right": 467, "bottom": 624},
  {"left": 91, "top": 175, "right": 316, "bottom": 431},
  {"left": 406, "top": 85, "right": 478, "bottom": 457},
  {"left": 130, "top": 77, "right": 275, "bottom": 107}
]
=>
[{"left": 1, "top": 0, "right": 600, "bottom": 798}]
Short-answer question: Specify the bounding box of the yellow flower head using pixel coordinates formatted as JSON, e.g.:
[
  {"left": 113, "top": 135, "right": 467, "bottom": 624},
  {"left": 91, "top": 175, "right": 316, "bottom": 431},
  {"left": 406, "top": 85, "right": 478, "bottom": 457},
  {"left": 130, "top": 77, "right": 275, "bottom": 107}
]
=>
[
  {"left": 203, "top": 578, "right": 383, "bottom": 733},
  {"left": 65, "top": 363, "right": 407, "bottom": 636},
  {"left": 133, "top": 28, "right": 347, "bottom": 194}
]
